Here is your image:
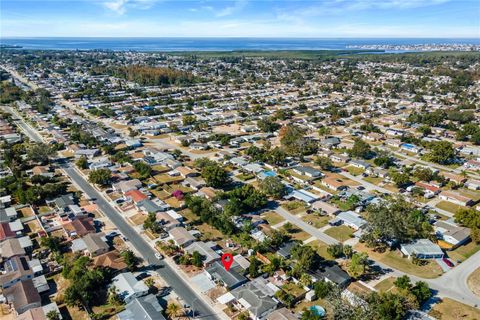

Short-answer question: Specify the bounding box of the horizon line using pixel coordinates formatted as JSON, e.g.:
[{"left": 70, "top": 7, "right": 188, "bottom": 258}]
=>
[{"left": 2, "top": 36, "right": 480, "bottom": 40}]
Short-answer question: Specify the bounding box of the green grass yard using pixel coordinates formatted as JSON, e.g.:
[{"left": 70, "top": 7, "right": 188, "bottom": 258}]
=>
[
  {"left": 436, "top": 200, "right": 468, "bottom": 213},
  {"left": 262, "top": 211, "right": 285, "bottom": 226},
  {"left": 324, "top": 225, "right": 354, "bottom": 242}
]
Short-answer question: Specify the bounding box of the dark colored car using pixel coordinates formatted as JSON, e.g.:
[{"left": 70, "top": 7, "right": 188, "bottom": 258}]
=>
[{"left": 443, "top": 257, "right": 454, "bottom": 267}]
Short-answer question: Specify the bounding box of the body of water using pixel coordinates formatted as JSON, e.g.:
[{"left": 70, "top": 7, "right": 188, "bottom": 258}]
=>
[{"left": 1, "top": 37, "right": 479, "bottom": 51}]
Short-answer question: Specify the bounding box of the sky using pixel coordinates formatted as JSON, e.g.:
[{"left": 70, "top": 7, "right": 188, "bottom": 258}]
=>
[{"left": 1, "top": 0, "right": 479, "bottom": 38}]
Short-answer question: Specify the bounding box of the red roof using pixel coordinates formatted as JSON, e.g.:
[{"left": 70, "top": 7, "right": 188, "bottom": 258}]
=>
[
  {"left": 125, "top": 189, "right": 148, "bottom": 203},
  {"left": 0, "top": 223, "right": 15, "bottom": 241},
  {"left": 415, "top": 181, "right": 440, "bottom": 193}
]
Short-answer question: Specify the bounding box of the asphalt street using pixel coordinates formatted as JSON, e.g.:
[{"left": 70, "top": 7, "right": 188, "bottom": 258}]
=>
[{"left": 62, "top": 164, "right": 221, "bottom": 320}]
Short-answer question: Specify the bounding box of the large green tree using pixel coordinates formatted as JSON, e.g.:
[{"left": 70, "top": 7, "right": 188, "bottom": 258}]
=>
[
  {"left": 88, "top": 168, "right": 112, "bottom": 186},
  {"left": 349, "top": 138, "right": 372, "bottom": 159},
  {"left": 259, "top": 176, "right": 287, "bottom": 199},
  {"left": 363, "top": 196, "right": 432, "bottom": 247}
]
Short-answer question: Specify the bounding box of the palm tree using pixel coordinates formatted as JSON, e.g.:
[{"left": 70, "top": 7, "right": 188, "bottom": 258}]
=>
[{"left": 166, "top": 302, "right": 182, "bottom": 319}]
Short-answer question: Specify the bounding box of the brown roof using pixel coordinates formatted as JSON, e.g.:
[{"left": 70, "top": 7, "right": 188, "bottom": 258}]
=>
[
  {"left": 0, "top": 222, "right": 15, "bottom": 241},
  {"left": 67, "top": 218, "right": 95, "bottom": 237},
  {"left": 16, "top": 307, "right": 46, "bottom": 320},
  {"left": 0, "top": 238, "right": 26, "bottom": 259},
  {"left": 0, "top": 256, "right": 33, "bottom": 288},
  {"left": 198, "top": 187, "right": 216, "bottom": 199},
  {"left": 93, "top": 250, "right": 128, "bottom": 271},
  {"left": 4, "top": 280, "right": 41, "bottom": 312}
]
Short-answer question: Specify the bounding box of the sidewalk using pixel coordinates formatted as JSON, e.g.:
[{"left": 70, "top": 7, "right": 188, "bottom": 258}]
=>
[{"left": 71, "top": 166, "right": 230, "bottom": 320}]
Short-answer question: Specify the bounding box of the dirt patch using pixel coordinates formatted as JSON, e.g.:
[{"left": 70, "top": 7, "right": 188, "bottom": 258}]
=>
[{"left": 467, "top": 267, "right": 480, "bottom": 297}]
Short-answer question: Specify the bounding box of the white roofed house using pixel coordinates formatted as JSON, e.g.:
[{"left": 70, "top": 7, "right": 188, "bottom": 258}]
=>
[
  {"left": 111, "top": 272, "right": 149, "bottom": 304},
  {"left": 465, "top": 179, "right": 480, "bottom": 190},
  {"left": 168, "top": 227, "right": 195, "bottom": 248},
  {"left": 74, "top": 148, "right": 99, "bottom": 159},
  {"left": 349, "top": 159, "right": 370, "bottom": 170},
  {"left": 292, "top": 166, "right": 323, "bottom": 179},
  {"left": 434, "top": 219, "right": 470, "bottom": 249},
  {"left": 113, "top": 179, "right": 143, "bottom": 194},
  {"left": 439, "top": 191, "right": 475, "bottom": 207},
  {"left": 0, "top": 206, "right": 17, "bottom": 223},
  {"left": 226, "top": 278, "right": 278, "bottom": 320},
  {"left": 184, "top": 241, "right": 220, "bottom": 266},
  {"left": 330, "top": 211, "right": 367, "bottom": 230},
  {"left": 400, "top": 239, "right": 444, "bottom": 260}
]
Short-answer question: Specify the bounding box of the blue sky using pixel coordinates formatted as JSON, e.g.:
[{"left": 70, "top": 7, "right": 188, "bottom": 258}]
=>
[{"left": 1, "top": 0, "right": 479, "bottom": 38}]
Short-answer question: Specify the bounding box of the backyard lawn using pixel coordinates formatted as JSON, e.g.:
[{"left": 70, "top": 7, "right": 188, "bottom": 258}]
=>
[
  {"left": 301, "top": 214, "right": 330, "bottom": 228},
  {"left": 197, "top": 223, "right": 225, "bottom": 242},
  {"left": 355, "top": 243, "right": 443, "bottom": 279},
  {"left": 262, "top": 211, "right": 285, "bottom": 226},
  {"left": 282, "top": 200, "right": 308, "bottom": 215},
  {"left": 324, "top": 225, "right": 354, "bottom": 242},
  {"left": 374, "top": 277, "right": 396, "bottom": 293},
  {"left": 429, "top": 298, "right": 480, "bottom": 320},
  {"left": 346, "top": 166, "right": 364, "bottom": 176},
  {"left": 178, "top": 208, "right": 198, "bottom": 223},
  {"left": 307, "top": 240, "right": 334, "bottom": 260},
  {"left": 363, "top": 176, "right": 383, "bottom": 185},
  {"left": 436, "top": 200, "right": 467, "bottom": 213},
  {"left": 288, "top": 227, "right": 311, "bottom": 242},
  {"left": 447, "top": 241, "right": 480, "bottom": 263},
  {"left": 282, "top": 282, "right": 306, "bottom": 298}
]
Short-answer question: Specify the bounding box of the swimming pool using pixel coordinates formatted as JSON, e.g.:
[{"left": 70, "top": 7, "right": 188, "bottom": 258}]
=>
[{"left": 310, "top": 305, "right": 326, "bottom": 317}]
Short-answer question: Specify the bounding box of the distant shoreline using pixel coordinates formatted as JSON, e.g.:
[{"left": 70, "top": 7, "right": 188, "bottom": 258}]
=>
[{"left": 1, "top": 37, "right": 478, "bottom": 52}]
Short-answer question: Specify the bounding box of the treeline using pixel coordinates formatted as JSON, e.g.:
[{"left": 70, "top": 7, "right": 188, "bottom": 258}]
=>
[
  {"left": 0, "top": 82, "right": 24, "bottom": 103},
  {"left": 93, "top": 65, "right": 200, "bottom": 86}
]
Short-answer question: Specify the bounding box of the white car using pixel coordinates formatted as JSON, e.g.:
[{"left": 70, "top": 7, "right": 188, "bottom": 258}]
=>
[{"left": 155, "top": 253, "right": 163, "bottom": 260}]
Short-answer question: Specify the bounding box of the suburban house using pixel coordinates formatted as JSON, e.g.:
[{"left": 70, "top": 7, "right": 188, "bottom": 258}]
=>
[
  {"left": 292, "top": 166, "right": 323, "bottom": 179},
  {"left": 330, "top": 154, "right": 350, "bottom": 163},
  {"left": 321, "top": 176, "right": 347, "bottom": 191},
  {"left": 111, "top": 272, "right": 149, "bottom": 304},
  {"left": 330, "top": 211, "right": 367, "bottom": 230},
  {"left": 117, "top": 294, "right": 166, "bottom": 320},
  {"left": 400, "top": 239, "right": 444, "bottom": 259},
  {"left": 309, "top": 264, "right": 351, "bottom": 288},
  {"left": 465, "top": 179, "right": 480, "bottom": 190},
  {"left": 228, "top": 278, "right": 278, "bottom": 320},
  {"left": 439, "top": 191, "right": 475, "bottom": 207},
  {"left": 4, "top": 280, "right": 41, "bottom": 315},
  {"left": 464, "top": 159, "right": 480, "bottom": 171},
  {"left": 168, "top": 227, "right": 196, "bottom": 248},
  {"left": 434, "top": 220, "right": 470, "bottom": 249},
  {"left": 349, "top": 160, "right": 370, "bottom": 170},
  {"left": 184, "top": 241, "right": 220, "bottom": 266},
  {"left": 206, "top": 261, "right": 248, "bottom": 289},
  {"left": 113, "top": 179, "right": 143, "bottom": 194},
  {"left": 82, "top": 232, "right": 110, "bottom": 257},
  {"left": 0, "top": 256, "right": 34, "bottom": 289}
]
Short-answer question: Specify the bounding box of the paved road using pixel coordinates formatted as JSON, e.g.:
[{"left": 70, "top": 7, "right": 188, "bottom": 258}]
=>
[
  {"left": 63, "top": 164, "right": 221, "bottom": 320},
  {"left": 1, "top": 105, "right": 44, "bottom": 143},
  {"left": 338, "top": 171, "right": 393, "bottom": 194},
  {"left": 274, "top": 206, "right": 338, "bottom": 245}
]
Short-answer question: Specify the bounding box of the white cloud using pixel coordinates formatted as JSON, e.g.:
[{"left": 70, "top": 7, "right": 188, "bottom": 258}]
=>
[
  {"left": 102, "top": 0, "right": 157, "bottom": 15},
  {"left": 279, "top": 0, "right": 452, "bottom": 19},
  {"left": 103, "top": 0, "right": 128, "bottom": 15},
  {"left": 216, "top": 0, "right": 247, "bottom": 17}
]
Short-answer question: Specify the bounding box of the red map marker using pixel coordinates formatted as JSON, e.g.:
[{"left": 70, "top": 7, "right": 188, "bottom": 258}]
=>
[{"left": 221, "top": 253, "right": 233, "bottom": 271}]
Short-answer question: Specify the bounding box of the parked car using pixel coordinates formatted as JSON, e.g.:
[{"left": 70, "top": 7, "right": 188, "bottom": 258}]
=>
[
  {"left": 155, "top": 253, "right": 164, "bottom": 260},
  {"left": 443, "top": 257, "right": 454, "bottom": 267}
]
